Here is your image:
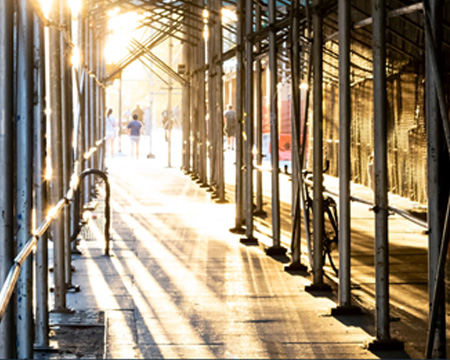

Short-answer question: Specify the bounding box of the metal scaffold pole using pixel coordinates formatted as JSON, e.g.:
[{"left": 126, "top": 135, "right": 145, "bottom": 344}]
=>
[
  {"left": 332, "top": 0, "right": 361, "bottom": 315},
  {"left": 425, "top": 0, "right": 448, "bottom": 357},
  {"left": 367, "top": 0, "right": 402, "bottom": 351},
  {"left": 285, "top": 0, "right": 307, "bottom": 272},
  {"left": 49, "top": 0, "right": 68, "bottom": 313},
  {"left": 266, "top": 0, "right": 285, "bottom": 255},
  {"left": 0, "top": 0, "right": 15, "bottom": 356},
  {"left": 240, "top": 0, "right": 258, "bottom": 245},
  {"left": 215, "top": 0, "right": 225, "bottom": 203},
  {"left": 230, "top": 0, "right": 245, "bottom": 234},
  {"left": 34, "top": 13, "right": 49, "bottom": 348},
  {"left": 207, "top": 0, "right": 216, "bottom": 187},
  {"left": 61, "top": 0, "right": 73, "bottom": 292},
  {"left": 182, "top": 8, "right": 191, "bottom": 172},
  {"left": 84, "top": 15, "right": 90, "bottom": 203},
  {"left": 198, "top": 6, "right": 207, "bottom": 186},
  {"left": 306, "top": 0, "right": 330, "bottom": 292},
  {"left": 254, "top": 4, "right": 265, "bottom": 217},
  {"left": 16, "top": 0, "right": 34, "bottom": 356}
]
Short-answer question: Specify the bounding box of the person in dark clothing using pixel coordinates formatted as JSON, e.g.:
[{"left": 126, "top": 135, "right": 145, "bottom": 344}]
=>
[
  {"left": 224, "top": 104, "right": 236, "bottom": 150},
  {"left": 127, "top": 114, "right": 143, "bottom": 158}
]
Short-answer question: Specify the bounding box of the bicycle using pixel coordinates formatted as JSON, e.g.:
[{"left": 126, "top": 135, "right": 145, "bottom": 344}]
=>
[{"left": 301, "top": 170, "right": 339, "bottom": 276}]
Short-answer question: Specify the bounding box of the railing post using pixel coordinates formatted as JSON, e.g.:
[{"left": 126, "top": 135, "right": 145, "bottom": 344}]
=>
[{"left": 0, "top": 0, "right": 16, "bottom": 357}]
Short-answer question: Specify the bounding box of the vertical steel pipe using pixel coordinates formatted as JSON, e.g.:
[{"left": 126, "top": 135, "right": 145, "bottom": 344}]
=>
[
  {"left": 242, "top": 0, "right": 257, "bottom": 244},
  {"left": 372, "top": 0, "right": 390, "bottom": 342},
  {"left": 207, "top": 2, "right": 216, "bottom": 185},
  {"left": 61, "top": 1, "right": 72, "bottom": 290},
  {"left": 267, "top": 0, "right": 282, "bottom": 251},
  {"left": 338, "top": 0, "right": 352, "bottom": 307},
  {"left": 425, "top": 0, "right": 447, "bottom": 357},
  {"left": 232, "top": 0, "right": 245, "bottom": 232},
  {"left": 0, "top": 0, "right": 15, "bottom": 356},
  {"left": 34, "top": 14, "right": 49, "bottom": 348},
  {"left": 216, "top": 0, "right": 225, "bottom": 202},
  {"left": 255, "top": 4, "right": 264, "bottom": 215},
  {"left": 287, "top": 0, "right": 305, "bottom": 270},
  {"left": 311, "top": 0, "right": 325, "bottom": 285},
  {"left": 49, "top": 0, "right": 67, "bottom": 312},
  {"left": 198, "top": 16, "right": 207, "bottom": 185},
  {"left": 168, "top": 37, "right": 173, "bottom": 168},
  {"left": 16, "top": 0, "right": 34, "bottom": 356},
  {"left": 182, "top": 13, "right": 191, "bottom": 172}
]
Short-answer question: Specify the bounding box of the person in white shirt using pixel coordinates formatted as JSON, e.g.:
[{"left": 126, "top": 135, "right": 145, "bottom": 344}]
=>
[{"left": 105, "top": 108, "right": 117, "bottom": 156}]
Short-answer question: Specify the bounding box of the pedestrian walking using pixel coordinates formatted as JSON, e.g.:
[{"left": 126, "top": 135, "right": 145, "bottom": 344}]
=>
[
  {"left": 224, "top": 104, "right": 236, "bottom": 150},
  {"left": 127, "top": 114, "right": 143, "bottom": 159},
  {"left": 105, "top": 108, "right": 117, "bottom": 156}
]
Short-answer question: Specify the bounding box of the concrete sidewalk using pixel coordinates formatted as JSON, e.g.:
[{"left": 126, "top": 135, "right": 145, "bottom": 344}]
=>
[{"left": 48, "top": 154, "right": 413, "bottom": 359}]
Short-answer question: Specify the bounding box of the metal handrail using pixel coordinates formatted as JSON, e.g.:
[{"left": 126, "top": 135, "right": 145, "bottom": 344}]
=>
[{"left": 0, "top": 139, "right": 108, "bottom": 323}]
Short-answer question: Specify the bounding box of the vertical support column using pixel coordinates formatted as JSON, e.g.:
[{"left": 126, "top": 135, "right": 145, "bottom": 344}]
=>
[
  {"left": 367, "top": 0, "right": 403, "bottom": 351},
  {"left": 332, "top": 0, "right": 361, "bottom": 314},
  {"left": 34, "top": 13, "right": 49, "bottom": 348},
  {"left": 118, "top": 73, "right": 122, "bottom": 153},
  {"left": 61, "top": 0, "right": 73, "bottom": 291},
  {"left": 166, "top": 37, "right": 173, "bottom": 168},
  {"left": 215, "top": 0, "right": 226, "bottom": 202},
  {"left": 306, "top": 0, "right": 330, "bottom": 291},
  {"left": 182, "top": 12, "right": 191, "bottom": 172},
  {"left": 16, "top": 0, "right": 34, "bottom": 356},
  {"left": 207, "top": 2, "right": 216, "bottom": 187},
  {"left": 49, "top": 0, "right": 68, "bottom": 313},
  {"left": 265, "top": 0, "right": 286, "bottom": 255},
  {"left": 0, "top": 0, "right": 15, "bottom": 357},
  {"left": 254, "top": 4, "right": 265, "bottom": 217},
  {"left": 230, "top": 0, "right": 245, "bottom": 234},
  {"left": 84, "top": 16, "right": 90, "bottom": 202},
  {"left": 198, "top": 10, "right": 207, "bottom": 185},
  {"left": 425, "top": 0, "right": 447, "bottom": 357},
  {"left": 285, "top": 0, "right": 307, "bottom": 272},
  {"left": 240, "top": 0, "right": 258, "bottom": 245}
]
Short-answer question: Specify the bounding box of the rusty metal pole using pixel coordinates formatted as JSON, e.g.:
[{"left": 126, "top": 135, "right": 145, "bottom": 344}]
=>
[{"left": 0, "top": 0, "right": 15, "bottom": 356}]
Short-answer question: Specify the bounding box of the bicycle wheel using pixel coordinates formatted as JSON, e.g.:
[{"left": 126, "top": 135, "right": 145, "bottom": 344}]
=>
[
  {"left": 301, "top": 183, "right": 314, "bottom": 269},
  {"left": 323, "top": 198, "right": 339, "bottom": 276}
]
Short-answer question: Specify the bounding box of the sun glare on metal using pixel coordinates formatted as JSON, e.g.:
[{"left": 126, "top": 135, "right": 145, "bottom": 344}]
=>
[
  {"left": 69, "top": 0, "right": 82, "bottom": 16},
  {"left": 221, "top": 8, "right": 237, "bottom": 24},
  {"left": 71, "top": 47, "right": 80, "bottom": 68},
  {"left": 40, "top": 0, "right": 53, "bottom": 17},
  {"left": 300, "top": 82, "right": 309, "bottom": 90}
]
